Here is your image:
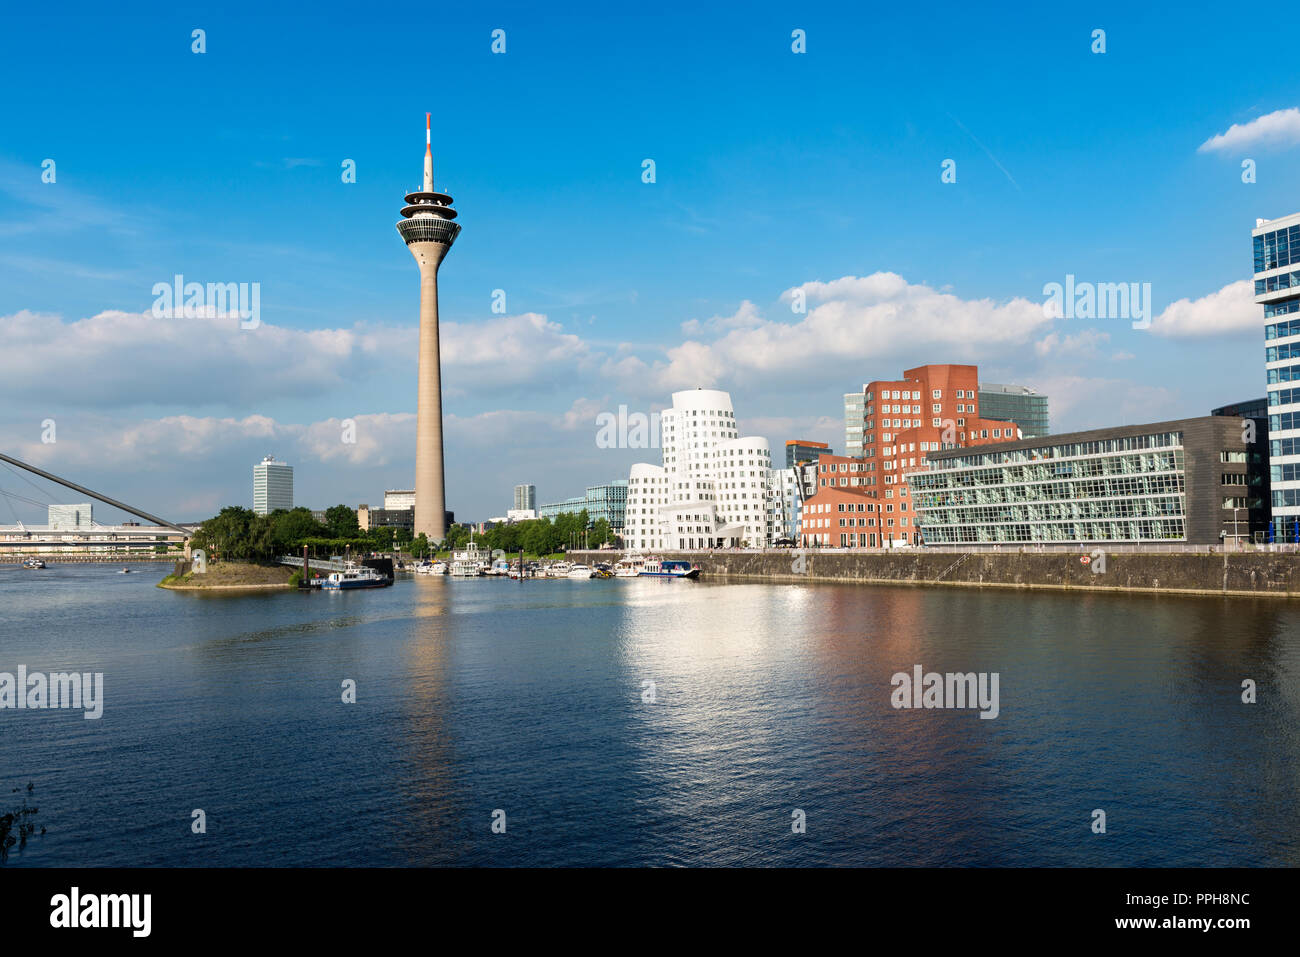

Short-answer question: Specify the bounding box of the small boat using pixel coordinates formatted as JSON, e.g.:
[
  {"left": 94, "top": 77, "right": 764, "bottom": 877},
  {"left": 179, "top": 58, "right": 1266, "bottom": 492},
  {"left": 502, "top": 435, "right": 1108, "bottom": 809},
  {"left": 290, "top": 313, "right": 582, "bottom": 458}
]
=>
[
  {"left": 487, "top": 558, "right": 512, "bottom": 577},
  {"left": 414, "top": 560, "right": 447, "bottom": 576},
  {"left": 545, "top": 561, "right": 572, "bottom": 578},
  {"left": 21, "top": 557, "right": 46, "bottom": 569},
  {"left": 319, "top": 562, "right": 392, "bottom": 590},
  {"left": 639, "top": 558, "right": 701, "bottom": 579},
  {"left": 566, "top": 563, "right": 594, "bottom": 579},
  {"left": 119, "top": 567, "right": 133, "bottom": 574},
  {"left": 450, "top": 542, "right": 488, "bottom": 577},
  {"left": 612, "top": 557, "right": 643, "bottom": 578}
]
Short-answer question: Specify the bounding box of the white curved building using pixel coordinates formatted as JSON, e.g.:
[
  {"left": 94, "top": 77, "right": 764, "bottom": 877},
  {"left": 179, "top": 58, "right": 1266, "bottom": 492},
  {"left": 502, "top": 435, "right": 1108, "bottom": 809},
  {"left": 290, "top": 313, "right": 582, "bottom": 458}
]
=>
[{"left": 624, "top": 389, "right": 777, "bottom": 550}]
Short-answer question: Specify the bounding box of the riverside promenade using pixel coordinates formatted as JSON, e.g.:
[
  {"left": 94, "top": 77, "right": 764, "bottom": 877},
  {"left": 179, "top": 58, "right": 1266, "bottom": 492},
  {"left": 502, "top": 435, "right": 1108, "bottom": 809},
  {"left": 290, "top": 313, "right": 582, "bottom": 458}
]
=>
[{"left": 571, "top": 546, "right": 1300, "bottom": 598}]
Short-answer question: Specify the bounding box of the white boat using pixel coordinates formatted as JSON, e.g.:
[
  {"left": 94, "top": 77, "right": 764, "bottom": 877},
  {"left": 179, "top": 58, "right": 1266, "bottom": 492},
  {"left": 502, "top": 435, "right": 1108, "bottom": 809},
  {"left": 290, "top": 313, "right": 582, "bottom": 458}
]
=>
[
  {"left": 639, "top": 558, "right": 701, "bottom": 579},
  {"left": 566, "top": 563, "right": 594, "bottom": 579},
  {"left": 21, "top": 557, "right": 46, "bottom": 569},
  {"left": 487, "top": 558, "right": 511, "bottom": 576},
  {"left": 545, "top": 561, "right": 572, "bottom": 578},
  {"left": 414, "top": 560, "right": 447, "bottom": 576},
  {"left": 613, "top": 557, "right": 643, "bottom": 578},
  {"left": 319, "top": 562, "right": 392, "bottom": 590},
  {"left": 450, "top": 541, "right": 488, "bottom": 577}
]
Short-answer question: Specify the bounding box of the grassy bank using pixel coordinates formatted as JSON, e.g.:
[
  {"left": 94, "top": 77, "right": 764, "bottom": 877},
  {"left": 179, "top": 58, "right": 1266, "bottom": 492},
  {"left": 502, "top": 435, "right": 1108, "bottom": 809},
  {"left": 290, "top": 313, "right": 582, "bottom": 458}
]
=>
[{"left": 159, "top": 562, "right": 296, "bottom": 590}]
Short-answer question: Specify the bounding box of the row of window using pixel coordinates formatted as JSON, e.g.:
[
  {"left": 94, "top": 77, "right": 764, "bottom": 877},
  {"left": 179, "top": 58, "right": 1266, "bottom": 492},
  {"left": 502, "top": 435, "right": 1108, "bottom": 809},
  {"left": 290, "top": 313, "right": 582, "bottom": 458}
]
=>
[
  {"left": 1265, "top": 300, "right": 1300, "bottom": 320},
  {"left": 1256, "top": 270, "right": 1300, "bottom": 295},
  {"left": 919, "top": 496, "right": 1186, "bottom": 525},
  {"left": 920, "top": 519, "right": 1186, "bottom": 544},
  {"left": 1254, "top": 225, "right": 1300, "bottom": 272}
]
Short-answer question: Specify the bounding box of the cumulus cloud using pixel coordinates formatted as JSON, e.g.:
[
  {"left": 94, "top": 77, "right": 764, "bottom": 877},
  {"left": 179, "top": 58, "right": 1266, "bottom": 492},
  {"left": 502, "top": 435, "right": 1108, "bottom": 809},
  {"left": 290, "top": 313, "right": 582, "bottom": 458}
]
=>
[
  {"left": 1147, "top": 280, "right": 1258, "bottom": 338},
  {"left": 1034, "top": 329, "right": 1110, "bottom": 359},
  {"left": 0, "top": 308, "right": 600, "bottom": 408},
  {"left": 647, "top": 272, "right": 1051, "bottom": 391},
  {"left": 1198, "top": 108, "right": 1300, "bottom": 153}
]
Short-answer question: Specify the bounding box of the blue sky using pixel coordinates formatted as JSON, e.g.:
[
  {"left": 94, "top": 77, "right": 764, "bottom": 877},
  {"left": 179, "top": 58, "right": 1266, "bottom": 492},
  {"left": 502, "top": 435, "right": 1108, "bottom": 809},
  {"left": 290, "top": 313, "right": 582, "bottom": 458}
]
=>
[{"left": 3, "top": 1, "right": 1300, "bottom": 523}]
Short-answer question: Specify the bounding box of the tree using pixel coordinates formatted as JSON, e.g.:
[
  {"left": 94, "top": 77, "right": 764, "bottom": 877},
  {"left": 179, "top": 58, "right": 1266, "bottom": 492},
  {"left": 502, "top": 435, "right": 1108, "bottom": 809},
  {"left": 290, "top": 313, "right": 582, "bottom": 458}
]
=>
[
  {"left": 590, "top": 517, "right": 612, "bottom": 547},
  {"left": 324, "top": 504, "right": 359, "bottom": 538}
]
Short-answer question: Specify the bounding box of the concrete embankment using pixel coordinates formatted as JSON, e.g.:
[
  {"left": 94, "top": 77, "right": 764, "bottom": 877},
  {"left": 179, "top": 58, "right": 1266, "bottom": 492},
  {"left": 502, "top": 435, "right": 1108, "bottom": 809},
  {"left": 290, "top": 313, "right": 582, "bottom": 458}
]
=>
[{"left": 571, "top": 550, "right": 1300, "bottom": 599}]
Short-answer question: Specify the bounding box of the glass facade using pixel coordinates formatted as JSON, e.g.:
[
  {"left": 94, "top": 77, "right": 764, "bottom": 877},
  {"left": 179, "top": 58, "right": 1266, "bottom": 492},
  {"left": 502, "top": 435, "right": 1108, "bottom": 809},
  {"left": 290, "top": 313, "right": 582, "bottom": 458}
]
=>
[
  {"left": 977, "top": 384, "right": 1050, "bottom": 438},
  {"left": 1258, "top": 213, "right": 1300, "bottom": 528},
  {"left": 912, "top": 432, "right": 1188, "bottom": 543},
  {"left": 843, "top": 392, "right": 865, "bottom": 457}
]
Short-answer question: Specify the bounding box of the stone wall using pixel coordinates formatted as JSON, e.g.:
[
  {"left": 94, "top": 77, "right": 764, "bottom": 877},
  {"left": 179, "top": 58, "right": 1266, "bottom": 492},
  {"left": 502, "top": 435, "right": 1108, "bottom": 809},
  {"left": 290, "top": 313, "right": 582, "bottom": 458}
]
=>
[{"left": 571, "top": 550, "right": 1300, "bottom": 597}]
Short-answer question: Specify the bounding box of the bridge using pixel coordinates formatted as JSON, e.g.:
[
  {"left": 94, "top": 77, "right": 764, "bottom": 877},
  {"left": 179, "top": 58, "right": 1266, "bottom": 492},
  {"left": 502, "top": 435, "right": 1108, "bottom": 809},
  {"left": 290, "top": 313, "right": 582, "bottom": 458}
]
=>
[{"left": 0, "top": 451, "right": 193, "bottom": 547}]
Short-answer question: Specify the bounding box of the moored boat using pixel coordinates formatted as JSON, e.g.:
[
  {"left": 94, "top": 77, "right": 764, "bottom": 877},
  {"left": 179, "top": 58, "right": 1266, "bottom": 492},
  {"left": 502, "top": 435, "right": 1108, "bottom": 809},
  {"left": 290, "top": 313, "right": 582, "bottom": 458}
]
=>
[
  {"left": 566, "top": 563, "right": 594, "bottom": 579},
  {"left": 639, "top": 558, "right": 701, "bottom": 579},
  {"left": 21, "top": 557, "right": 46, "bottom": 569},
  {"left": 613, "top": 557, "right": 643, "bottom": 578},
  {"left": 450, "top": 541, "right": 488, "bottom": 577},
  {"left": 319, "top": 562, "right": 392, "bottom": 590}
]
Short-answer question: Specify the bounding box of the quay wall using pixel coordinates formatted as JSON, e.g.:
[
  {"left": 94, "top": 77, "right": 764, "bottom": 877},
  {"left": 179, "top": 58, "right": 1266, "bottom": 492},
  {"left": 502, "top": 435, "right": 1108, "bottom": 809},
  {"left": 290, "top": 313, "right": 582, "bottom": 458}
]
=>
[{"left": 570, "top": 550, "right": 1300, "bottom": 598}]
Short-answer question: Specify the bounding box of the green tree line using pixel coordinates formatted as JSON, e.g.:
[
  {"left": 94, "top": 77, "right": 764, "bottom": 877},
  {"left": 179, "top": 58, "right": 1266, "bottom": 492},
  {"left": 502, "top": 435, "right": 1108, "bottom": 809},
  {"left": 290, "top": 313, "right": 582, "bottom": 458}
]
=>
[{"left": 187, "top": 505, "right": 616, "bottom": 562}]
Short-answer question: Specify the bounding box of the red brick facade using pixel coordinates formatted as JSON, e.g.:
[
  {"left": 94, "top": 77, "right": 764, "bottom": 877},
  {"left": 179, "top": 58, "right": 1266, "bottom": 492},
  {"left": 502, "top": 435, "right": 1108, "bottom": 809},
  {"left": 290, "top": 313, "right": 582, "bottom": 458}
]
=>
[{"left": 799, "top": 364, "right": 1019, "bottom": 547}]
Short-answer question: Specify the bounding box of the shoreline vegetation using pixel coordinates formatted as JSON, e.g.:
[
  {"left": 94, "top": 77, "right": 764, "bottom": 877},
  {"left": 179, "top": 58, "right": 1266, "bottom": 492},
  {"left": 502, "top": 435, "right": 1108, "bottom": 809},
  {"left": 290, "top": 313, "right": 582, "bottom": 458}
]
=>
[
  {"left": 159, "top": 562, "right": 296, "bottom": 591},
  {"left": 186, "top": 505, "right": 614, "bottom": 566}
]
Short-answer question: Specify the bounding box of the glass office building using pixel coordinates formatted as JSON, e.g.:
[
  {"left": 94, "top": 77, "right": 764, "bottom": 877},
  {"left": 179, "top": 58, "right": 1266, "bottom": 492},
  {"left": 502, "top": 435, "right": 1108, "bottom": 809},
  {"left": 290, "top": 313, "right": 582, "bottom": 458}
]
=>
[
  {"left": 538, "top": 480, "right": 628, "bottom": 531},
  {"left": 786, "top": 440, "right": 831, "bottom": 468},
  {"left": 912, "top": 417, "right": 1265, "bottom": 545},
  {"left": 843, "top": 392, "right": 865, "bottom": 457},
  {"left": 1256, "top": 212, "right": 1300, "bottom": 534},
  {"left": 978, "top": 384, "right": 1049, "bottom": 438}
]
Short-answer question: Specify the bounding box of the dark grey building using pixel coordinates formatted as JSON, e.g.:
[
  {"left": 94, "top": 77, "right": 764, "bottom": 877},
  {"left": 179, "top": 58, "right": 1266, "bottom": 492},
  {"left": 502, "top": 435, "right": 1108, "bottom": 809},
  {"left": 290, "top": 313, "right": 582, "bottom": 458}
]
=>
[
  {"left": 786, "top": 439, "right": 832, "bottom": 468},
  {"left": 978, "top": 383, "right": 1049, "bottom": 438},
  {"left": 912, "top": 416, "right": 1267, "bottom": 545}
]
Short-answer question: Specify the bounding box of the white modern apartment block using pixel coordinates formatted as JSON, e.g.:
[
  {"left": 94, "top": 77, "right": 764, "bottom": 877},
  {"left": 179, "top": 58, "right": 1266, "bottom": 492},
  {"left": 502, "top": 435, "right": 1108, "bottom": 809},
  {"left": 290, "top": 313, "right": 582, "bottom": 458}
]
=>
[
  {"left": 1257, "top": 212, "right": 1300, "bottom": 534},
  {"left": 48, "top": 503, "right": 93, "bottom": 530},
  {"left": 624, "top": 388, "right": 776, "bottom": 550},
  {"left": 253, "top": 455, "right": 294, "bottom": 515}
]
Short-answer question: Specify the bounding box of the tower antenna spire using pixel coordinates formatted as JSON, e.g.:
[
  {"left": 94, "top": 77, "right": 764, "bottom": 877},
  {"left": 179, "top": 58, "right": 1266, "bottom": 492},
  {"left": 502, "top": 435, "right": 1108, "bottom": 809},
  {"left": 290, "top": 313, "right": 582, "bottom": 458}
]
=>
[{"left": 423, "top": 112, "right": 433, "bottom": 192}]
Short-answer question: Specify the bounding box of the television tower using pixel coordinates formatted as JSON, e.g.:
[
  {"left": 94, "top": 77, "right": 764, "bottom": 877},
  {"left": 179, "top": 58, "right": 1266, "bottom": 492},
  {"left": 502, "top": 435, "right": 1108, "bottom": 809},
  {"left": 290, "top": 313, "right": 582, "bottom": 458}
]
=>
[{"left": 397, "top": 113, "right": 461, "bottom": 541}]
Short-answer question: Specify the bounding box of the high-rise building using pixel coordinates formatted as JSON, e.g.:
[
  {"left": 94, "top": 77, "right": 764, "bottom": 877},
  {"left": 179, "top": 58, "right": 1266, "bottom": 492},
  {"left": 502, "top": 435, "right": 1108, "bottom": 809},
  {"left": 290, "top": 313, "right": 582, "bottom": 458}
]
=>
[
  {"left": 786, "top": 439, "right": 831, "bottom": 468},
  {"left": 1256, "top": 212, "right": 1300, "bottom": 532},
  {"left": 978, "top": 383, "right": 1050, "bottom": 437},
  {"left": 514, "top": 484, "right": 536, "bottom": 512},
  {"left": 48, "top": 503, "right": 92, "bottom": 530},
  {"left": 843, "top": 392, "right": 866, "bottom": 457},
  {"left": 624, "top": 389, "right": 775, "bottom": 550},
  {"left": 397, "top": 114, "right": 461, "bottom": 542},
  {"left": 811, "top": 365, "right": 1020, "bottom": 546},
  {"left": 253, "top": 456, "right": 293, "bottom": 515}
]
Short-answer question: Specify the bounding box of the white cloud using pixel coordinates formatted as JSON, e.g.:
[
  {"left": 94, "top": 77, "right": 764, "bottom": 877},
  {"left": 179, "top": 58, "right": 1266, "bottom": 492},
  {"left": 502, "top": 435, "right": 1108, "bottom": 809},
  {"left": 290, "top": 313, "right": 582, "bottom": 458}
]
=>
[
  {"left": 1199, "top": 108, "right": 1300, "bottom": 153},
  {"left": 1034, "top": 329, "right": 1110, "bottom": 359},
  {"left": 0, "top": 308, "right": 599, "bottom": 408},
  {"left": 648, "top": 272, "right": 1051, "bottom": 391},
  {"left": 1147, "top": 280, "right": 1258, "bottom": 338}
]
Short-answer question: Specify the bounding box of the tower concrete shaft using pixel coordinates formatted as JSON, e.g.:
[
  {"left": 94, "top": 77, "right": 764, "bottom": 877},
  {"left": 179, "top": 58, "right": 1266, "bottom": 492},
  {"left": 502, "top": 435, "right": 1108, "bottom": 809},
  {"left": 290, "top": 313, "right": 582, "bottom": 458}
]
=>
[{"left": 397, "top": 114, "right": 461, "bottom": 542}]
